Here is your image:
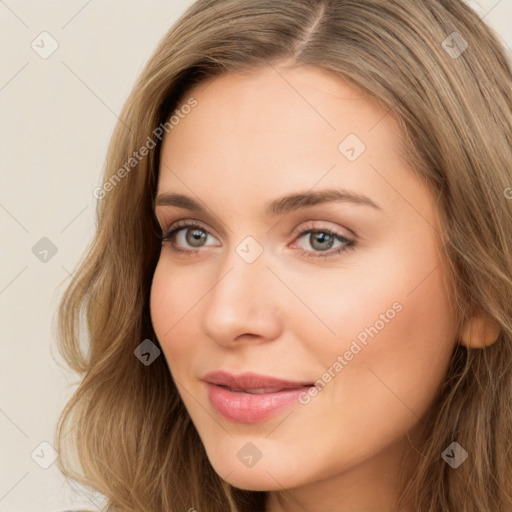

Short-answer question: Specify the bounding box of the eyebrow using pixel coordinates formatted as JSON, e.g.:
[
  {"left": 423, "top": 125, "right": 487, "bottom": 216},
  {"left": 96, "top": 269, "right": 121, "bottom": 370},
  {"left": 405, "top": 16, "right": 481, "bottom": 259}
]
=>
[{"left": 154, "top": 188, "right": 382, "bottom": 215}]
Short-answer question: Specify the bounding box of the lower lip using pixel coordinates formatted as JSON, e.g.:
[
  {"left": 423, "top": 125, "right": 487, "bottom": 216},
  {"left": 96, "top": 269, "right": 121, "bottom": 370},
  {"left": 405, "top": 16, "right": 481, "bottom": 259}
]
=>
[{"left": 205, "top": 382, "right": 311, "bottom": 423}]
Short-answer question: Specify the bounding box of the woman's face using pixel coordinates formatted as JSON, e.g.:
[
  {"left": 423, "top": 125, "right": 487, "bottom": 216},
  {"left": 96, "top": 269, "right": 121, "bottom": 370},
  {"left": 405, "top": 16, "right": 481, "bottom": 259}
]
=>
[{"left": 150, "top": 63, "right": 459, "bottom": 508}]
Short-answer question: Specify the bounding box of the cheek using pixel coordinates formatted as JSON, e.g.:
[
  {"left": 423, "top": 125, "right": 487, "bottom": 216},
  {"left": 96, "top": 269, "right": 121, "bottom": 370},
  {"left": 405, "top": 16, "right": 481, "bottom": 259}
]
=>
[
  {"left": 149, "top": 260, "right": 201, "bottom": 368},
  {"left": 307, "top": 237, "right": 457, "bottom": 431},
  {"left": 282, "top": 234, "right": 456, "bottom": 361},
  {"left": 318, "top": 224, "right": 456, "bottom": 351},
  {"left": 266, "top": 246, "right": 457, "bottom": 486}
]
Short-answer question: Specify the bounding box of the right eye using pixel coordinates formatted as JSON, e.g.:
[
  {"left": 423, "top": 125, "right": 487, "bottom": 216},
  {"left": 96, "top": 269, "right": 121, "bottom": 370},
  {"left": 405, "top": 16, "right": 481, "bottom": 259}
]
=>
[{"left": 158, "top": 220, "right": 220, "bottom": 254}]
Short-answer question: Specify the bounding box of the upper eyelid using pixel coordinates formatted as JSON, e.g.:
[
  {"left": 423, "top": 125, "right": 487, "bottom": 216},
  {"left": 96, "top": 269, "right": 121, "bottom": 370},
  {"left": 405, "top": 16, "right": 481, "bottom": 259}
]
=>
[{"left": 161, "top": 219, "right": 354, "bottom": 244}]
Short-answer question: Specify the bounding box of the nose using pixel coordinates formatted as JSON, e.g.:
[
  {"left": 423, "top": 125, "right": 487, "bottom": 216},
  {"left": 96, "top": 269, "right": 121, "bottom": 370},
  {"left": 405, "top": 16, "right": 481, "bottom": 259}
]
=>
[{"left": 200, "top": 243, "right": 284, "bottom": 347}]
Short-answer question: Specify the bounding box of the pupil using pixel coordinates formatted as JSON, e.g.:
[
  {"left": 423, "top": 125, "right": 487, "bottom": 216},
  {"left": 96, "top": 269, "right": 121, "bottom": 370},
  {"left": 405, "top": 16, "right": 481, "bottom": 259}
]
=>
[
  {"left": 187, "top": 229, "right": 206, "bottom": 246},
  {"left": 312, "top": 232, "right": 333, "bottom": 250}
]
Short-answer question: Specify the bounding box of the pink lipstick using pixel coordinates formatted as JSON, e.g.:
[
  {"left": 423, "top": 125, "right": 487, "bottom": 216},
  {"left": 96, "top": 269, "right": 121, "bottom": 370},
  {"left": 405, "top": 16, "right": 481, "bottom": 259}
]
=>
[{"left": 202, "top": 371, "right": 313, "bottom": 423}]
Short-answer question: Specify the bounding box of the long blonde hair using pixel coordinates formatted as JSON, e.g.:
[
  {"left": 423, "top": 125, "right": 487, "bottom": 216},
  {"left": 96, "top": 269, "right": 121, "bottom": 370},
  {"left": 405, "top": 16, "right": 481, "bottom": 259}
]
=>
[{"left": 54, "top": 1, "right": 512, "bottom": 510}]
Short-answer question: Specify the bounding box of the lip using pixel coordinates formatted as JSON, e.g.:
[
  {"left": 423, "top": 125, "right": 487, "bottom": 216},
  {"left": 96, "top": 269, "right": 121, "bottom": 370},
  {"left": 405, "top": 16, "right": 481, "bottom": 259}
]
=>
[
  {"left": 202, "top": 370, "right": 314, "bottom": 390},
  {"left": 202, "top": 371, "right": 314, "bottom": 423}
]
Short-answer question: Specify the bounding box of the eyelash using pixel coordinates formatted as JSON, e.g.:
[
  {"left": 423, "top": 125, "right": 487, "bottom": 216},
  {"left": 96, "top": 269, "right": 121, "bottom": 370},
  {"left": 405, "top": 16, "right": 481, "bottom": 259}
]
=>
[{"left": 156, "top": 219, "right": 356, "bottom": 260}]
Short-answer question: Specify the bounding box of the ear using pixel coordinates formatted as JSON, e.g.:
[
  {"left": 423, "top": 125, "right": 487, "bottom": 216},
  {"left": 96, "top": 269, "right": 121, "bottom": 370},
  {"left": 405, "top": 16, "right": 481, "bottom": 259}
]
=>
[{"left": 459, "top": 315, "right": 501, "bottom": 349}]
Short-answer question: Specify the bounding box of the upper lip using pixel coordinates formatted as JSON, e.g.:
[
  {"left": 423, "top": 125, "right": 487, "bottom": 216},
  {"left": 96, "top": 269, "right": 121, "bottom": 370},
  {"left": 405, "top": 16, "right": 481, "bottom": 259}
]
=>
[{"left": 202, "top": 370, "right": 314, "bottom": 391}]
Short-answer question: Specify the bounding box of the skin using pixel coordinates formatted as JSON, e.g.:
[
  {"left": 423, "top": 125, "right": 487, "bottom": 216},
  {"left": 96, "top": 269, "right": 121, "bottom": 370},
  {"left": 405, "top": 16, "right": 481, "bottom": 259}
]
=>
[{"left": 149, "top": 62, "right": 465, "bottom": 512}]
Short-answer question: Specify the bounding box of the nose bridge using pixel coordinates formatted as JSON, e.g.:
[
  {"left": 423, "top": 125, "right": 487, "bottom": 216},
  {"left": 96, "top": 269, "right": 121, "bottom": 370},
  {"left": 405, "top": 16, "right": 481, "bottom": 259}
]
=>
[
  {"left": 200, "top": 237, "right": 282, "bottom": 343},
  {"left": 214, "top": 234, "right": 270, "bottom": 301}
]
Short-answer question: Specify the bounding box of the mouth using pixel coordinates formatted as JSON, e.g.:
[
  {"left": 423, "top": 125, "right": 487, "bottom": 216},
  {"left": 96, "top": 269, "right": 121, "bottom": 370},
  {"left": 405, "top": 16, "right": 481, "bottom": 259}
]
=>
[
  {"left": 202, "top": 371, "right": 315, "bottom": 423},
  {"left": 202, "top": 370, "right": 314, "bottom": 390},
  {"left": 216, "top": 385, "right": 304, "bottom": 394}
]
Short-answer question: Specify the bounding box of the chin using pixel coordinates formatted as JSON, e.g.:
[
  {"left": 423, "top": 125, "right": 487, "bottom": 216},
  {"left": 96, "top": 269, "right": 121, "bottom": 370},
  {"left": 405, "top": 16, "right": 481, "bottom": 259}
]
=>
[
  {"left": 220, "top": 467, "right": 289, "bottom": 492},
  {"left": 205, "top": 444, "right": 301, "bottom": 491}
]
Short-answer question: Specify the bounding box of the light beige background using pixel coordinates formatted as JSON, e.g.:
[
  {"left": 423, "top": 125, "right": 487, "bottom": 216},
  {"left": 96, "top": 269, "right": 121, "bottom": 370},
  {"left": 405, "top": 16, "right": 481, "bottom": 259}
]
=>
[{"left": 0, "top": 1, "right": 510, "bottom": 511}]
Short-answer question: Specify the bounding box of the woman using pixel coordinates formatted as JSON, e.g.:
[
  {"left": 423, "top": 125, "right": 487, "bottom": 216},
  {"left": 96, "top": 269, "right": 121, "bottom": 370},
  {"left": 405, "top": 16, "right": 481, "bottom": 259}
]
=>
[{"left": 55, "top": 0, "right": 512, "bottom": 511}]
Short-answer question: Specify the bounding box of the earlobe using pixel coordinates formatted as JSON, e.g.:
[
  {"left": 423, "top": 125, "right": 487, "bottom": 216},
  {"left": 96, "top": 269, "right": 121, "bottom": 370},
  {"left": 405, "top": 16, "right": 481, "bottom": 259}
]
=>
[{"left": 459, "top": 315, "right": 501, "bottom": 349}]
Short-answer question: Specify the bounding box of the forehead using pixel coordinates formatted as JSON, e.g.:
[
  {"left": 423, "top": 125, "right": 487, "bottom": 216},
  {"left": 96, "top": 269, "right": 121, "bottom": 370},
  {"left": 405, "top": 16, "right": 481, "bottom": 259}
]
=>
[
  {"left": 156, "top": 64, "right": 410, "bottom": 213},
  {"left": 164, "top": 64, "right": 396, "bottom": 153}
]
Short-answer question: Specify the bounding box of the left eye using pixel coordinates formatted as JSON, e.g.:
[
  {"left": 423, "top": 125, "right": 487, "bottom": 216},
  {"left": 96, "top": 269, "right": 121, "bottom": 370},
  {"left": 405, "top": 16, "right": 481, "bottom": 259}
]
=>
[
  {"left": 293, "top": 228, "right": 354, "bottom": 256},
  {"left": 158, "top": 221, "right": 355, "bottom": 259}
]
